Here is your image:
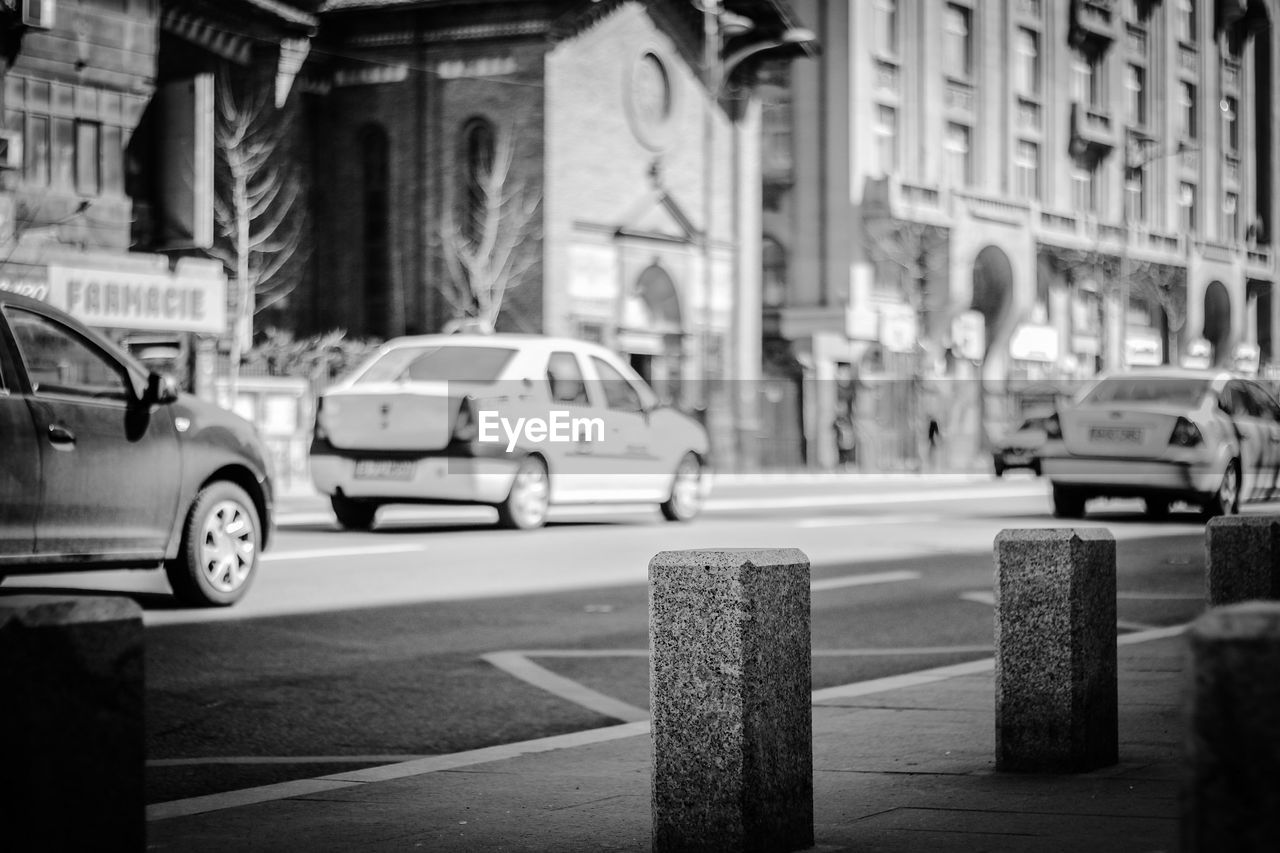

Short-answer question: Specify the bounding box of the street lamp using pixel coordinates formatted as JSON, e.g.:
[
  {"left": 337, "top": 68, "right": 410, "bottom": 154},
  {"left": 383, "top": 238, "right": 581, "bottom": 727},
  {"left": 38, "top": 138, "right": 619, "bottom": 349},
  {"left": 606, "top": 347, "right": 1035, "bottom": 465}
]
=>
[
  {"left": 695, "top": 0, "right": 815, "bottom": 467},
  {"left": 1113, "top": 137, "right": 1197, "bottom": 371}
]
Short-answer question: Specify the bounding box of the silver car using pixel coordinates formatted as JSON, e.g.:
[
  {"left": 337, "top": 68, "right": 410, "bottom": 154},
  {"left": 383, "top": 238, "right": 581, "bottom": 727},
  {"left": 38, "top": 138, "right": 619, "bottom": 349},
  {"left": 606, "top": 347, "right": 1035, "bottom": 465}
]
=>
[
  {"left": 309, "top": 334, "right": 711, "bottom": 530},
  {"left": 1038, "top": 368, "right": 1280, "bottom": 520}
]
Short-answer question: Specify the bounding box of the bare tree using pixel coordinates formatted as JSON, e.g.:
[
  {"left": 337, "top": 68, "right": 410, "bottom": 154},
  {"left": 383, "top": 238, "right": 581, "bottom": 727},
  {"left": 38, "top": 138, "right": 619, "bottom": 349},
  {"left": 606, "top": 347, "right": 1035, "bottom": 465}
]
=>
[
  {"left": 210, "top": 68, "right": 309, "bottom": 397},
  {"left": 440, "top": 128, "right": 541, "bottom": 334},
  {"left": 862, "top": 217, "right": 949, "bottom": 322}
]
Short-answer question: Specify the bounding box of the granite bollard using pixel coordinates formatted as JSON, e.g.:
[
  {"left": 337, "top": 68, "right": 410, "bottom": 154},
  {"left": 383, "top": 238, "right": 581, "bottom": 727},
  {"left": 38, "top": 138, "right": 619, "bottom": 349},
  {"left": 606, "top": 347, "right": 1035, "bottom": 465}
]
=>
[
  {"left": 649, "top": 548, "right": 812, "bottom": 853},
  {"left": 1183, "top": 602, "right": 1280, "bottom": 851},
  {"left": 994, "top": 528, "right": 1117, "bottom": 772},
  {"left": 0, "top": 595, "right": 145, "bottom": 852},
  {"left": 1204, "top": 515, "right": 1280, "bottom": 606}
]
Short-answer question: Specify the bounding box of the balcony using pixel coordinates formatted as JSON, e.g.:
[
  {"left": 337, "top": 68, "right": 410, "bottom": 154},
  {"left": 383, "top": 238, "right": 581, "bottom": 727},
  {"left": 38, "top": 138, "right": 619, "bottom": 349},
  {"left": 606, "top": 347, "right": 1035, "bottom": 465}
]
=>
[
  {"left": 1069, "top": 0, "right": 1117, "bottom": 55},
  {"left": 1069, "top": 102, "right": 1116, "bottom": 161}
]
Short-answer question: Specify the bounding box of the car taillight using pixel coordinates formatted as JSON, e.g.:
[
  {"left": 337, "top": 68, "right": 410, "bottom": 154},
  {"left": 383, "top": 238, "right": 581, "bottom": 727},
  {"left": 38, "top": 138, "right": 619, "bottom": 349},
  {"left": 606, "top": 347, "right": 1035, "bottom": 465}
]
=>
[
  {"left": 452, "top": 396, "right": 478, "bottom": 442},
  {"left": 1169, "top": 416, "right": 1203, "bottom": 448},
  {"left": 1044, "top": 413, "right": 1062, "bottom": 439}
]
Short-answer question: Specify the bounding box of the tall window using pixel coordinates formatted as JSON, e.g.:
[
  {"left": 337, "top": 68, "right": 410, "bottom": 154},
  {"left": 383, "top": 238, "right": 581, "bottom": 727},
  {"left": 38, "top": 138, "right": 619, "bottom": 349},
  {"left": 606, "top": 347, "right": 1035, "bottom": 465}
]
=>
[
  {"left": 944, "top": 4, "right": 973, "bottom": 78},
  {"left": 1071, "top": 53, "right": 1105, "bottom": 109},
  {"left": 762, "top": 236, "right": 787, "bottom": 308},
  {"left": 460, "top": 117, "right": 496, "bottom": 246},
  {"left": 874, "top": 0, "right": 898, "bottom": 55},
  {"left": 1125, "top": 167, "right": 1147, "bottom": 224},
  {"left": 1175, "top": 0, "right": 1196, "bottom": 43},
  {"left": 1179, "top": 81, "right": 1198, "bottom": 140},
  {"left": 1072, "top": 166, "right": 1096, "bottom": 213},
  {"left": 1125, "top": 64, "right": 1147, "bottom": 126},
  {"left": 1224, "top": 192, "right": 1239, "bottom": 241},
  {"left": 1014, "top": 28, "right": 1040, "bottom": 96},
  {"left": 7, "top": 75, "right": 127, "bottom": 197},
  {"left": 945, "top": 122, "right": 972, "bottom": 186},
  {"left": 359, "top": 124, "right": 391, "bottom": 338},
  {"left": 1015, "top": 140, "right": 1040, "bottom": 201},
  {"left": 1179, "top": 182, "right": 1198, "bottom": 232},
  {"left": 1222, "top": 95, "right": 1239, "bottom": 154},
  {"left": 873, "top": 104, "right": 898, "bottom": 174}
]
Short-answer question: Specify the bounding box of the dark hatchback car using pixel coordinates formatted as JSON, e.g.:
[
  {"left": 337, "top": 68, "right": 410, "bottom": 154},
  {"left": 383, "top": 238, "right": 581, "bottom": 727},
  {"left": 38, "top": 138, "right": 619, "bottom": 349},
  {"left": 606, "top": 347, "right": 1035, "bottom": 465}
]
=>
[{"left": 0, "top": 292, "right": 272, "bottom": 606}]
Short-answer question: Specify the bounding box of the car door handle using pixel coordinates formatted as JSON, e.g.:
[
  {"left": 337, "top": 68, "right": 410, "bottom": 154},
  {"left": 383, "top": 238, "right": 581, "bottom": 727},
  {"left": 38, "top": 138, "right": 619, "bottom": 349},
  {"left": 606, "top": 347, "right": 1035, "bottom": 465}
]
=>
[{"left": 47, "top": 424, "right": 75, "bottom": 446}]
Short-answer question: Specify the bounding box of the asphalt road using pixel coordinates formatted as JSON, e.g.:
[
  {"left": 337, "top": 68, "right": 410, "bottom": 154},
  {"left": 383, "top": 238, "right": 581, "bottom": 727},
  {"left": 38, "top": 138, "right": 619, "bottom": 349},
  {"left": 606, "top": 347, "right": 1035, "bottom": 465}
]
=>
[{"left": 1, "top": 474, "right": 1218, "bottom": 806}]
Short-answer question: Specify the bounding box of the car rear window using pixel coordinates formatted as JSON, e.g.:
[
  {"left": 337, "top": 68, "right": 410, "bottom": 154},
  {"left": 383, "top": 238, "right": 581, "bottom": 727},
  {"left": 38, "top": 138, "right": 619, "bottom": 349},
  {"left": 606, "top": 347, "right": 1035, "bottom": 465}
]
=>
[
  {"left": 1080, "top": 377, "right": 1210, "bottom": 407},
  {"left": 354, "top": 345, "right": 516, "bottom": 384}
]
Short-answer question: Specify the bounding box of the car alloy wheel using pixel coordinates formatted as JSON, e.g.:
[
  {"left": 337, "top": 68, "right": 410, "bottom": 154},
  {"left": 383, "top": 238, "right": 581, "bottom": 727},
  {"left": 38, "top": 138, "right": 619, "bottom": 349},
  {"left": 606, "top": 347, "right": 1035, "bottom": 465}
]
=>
[
  {"left": 166, "top": 481, "right": 261, "bottom": 607},
  {"left": 1202, "top": 461, "right": 1240, "bottom": 519},
  {"left": 660, "top": 453, "right": 703, "bottom": 522},
  {"left": 497, "top": 455, "right": 550, "bottom": 530}
]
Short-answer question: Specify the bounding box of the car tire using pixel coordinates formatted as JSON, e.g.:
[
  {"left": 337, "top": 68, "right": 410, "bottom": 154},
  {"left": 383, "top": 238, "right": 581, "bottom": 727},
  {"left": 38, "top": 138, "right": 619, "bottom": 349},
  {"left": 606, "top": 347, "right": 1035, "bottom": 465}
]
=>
[
  {"left": 1051, "top": 485, "right": 1087, "bottom": 519},
  {"left": 660, "top": 453, "right": 704, "bottom": 522},
  {"left": 165, "top": 481, "right": 261, "bottom": 608},
  {"left": 1201, "top": 461, "right": 1241, "bottom": 520},
  {"left": 1144, "top": 498, "right": 1170, "bottom": 520},
  {"left": 331, "top": 494, "right": 378, "bottom": 530},
  {"left": 496, "top": 455, "right": 550, "bottom": 530}
]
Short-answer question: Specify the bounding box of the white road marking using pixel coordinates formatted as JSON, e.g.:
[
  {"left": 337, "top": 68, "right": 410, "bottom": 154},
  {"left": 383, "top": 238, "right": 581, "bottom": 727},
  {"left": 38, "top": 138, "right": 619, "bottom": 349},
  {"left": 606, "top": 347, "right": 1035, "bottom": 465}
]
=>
[
  {"left": 794, "top": 514, "right": 943, "bottom": 528},
  {"left": 962, "top": 590, "right": 1164, "bottom": 631},
  {"left": 262, "top": 544, "right": 428, "bottom": 562},
  {"left": 811, "top": 570, "right": 920, "bottom": 591},
  {"left": 148, "top": 755, "right": 426, "bottom": 767},
  {"left": 148, "top": 623, "right": 1187, "bottom": 822},
  {"left": 481, "top": 651, "right": 650, "bottom": 724}
]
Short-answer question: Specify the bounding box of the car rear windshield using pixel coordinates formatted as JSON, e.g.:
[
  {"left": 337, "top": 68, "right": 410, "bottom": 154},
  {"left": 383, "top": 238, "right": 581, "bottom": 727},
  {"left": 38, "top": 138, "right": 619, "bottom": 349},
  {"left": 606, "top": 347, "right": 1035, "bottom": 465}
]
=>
[
  {"left": 355, "top": 345, "right": 516, "bottom": 384},
  {"left": 1080, "top": 377, "right": 1211, "bottom": 407}
]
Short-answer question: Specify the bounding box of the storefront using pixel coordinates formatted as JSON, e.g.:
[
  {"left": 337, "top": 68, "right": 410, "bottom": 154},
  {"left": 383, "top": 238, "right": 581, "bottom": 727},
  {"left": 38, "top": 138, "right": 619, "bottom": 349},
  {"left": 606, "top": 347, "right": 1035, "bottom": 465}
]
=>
[{"left": 0, "top": 250, "right": 228, "bottom": 397}]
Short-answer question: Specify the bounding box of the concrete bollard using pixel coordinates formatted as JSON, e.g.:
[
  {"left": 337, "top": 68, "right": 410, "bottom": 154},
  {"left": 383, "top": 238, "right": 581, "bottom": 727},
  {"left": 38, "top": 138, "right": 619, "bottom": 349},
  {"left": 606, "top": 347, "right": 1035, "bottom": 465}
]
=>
[
  {"left": 649, "top": 549, "right": 812, "bottom": 853},
  {"left": 1204, "top": 515, "right": 1280, "bottom": 606},
  {"left": 1183, "top": 602, "right": 1280, "bottom": 851},
  {"left": 0, "top": 595, "right": 145, "bottom": 852},
  {"left": 994, "top": 528, "right": 1117, "bottom": 772}
]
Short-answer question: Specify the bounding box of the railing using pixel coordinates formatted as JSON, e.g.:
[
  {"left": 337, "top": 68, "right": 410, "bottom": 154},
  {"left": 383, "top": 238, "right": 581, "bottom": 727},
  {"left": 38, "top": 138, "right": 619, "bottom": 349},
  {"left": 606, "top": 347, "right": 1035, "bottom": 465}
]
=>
[{"left": 957, "top": 192, "right": 1029, "bottom": 225}]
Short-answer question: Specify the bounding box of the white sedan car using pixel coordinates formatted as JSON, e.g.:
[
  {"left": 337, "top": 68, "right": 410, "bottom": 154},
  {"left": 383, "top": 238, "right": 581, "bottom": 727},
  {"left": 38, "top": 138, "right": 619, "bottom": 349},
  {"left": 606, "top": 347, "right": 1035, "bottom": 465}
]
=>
[
  {"left": 1038, "top": 368, "right": 1280, "bottom": 520},
  {"left": 309, "top": 334, "right": 711, "bottom": 530}
]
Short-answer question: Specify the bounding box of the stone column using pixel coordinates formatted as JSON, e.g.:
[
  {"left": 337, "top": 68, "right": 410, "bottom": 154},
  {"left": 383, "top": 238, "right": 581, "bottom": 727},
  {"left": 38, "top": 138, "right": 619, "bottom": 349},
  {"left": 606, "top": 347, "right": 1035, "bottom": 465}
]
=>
[
  {"left": 0, "top": 595, "right": 145, "bottom": 852},
  {"left": 1205, "top": 515, "right": 1280, "bottom": 606},
  {"left": 994, "top": 528, "right": 1117, "bottom": 772},
  {"left": 1183, "top": 602, "right": 1280, "bottom": 851},
  {"left": 649, "top": 548, "right": 812, "bottom": 853}
]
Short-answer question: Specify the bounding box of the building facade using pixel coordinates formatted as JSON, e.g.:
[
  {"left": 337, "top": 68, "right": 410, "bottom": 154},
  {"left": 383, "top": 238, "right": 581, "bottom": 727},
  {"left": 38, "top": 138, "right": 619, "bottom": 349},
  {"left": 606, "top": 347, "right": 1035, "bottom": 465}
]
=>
[
  {"left": 766, "top": 0, "right": 1278, "bottom": 470},
  {"left": 296, "top": 0, "right": 808, "bottom": 468},
  {"left": 0, "top": 0, "right": 230, "bottom": 384}
]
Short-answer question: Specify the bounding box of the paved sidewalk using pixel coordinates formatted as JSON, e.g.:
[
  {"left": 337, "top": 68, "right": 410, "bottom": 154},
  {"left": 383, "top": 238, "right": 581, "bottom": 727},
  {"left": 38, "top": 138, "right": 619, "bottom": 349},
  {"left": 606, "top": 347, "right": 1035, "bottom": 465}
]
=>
[{"left": 147, "top": 627, "right": 1184, "bottom": 852}]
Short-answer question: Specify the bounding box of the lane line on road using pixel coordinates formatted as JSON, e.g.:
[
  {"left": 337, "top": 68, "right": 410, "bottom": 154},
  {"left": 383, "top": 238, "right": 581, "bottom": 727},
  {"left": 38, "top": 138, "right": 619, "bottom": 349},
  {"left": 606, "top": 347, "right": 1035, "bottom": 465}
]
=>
[
  {"left": 794, "top": 514, "right": 944, "bottom": 529},
  {"left": 147, "top": 755, "right": 429, "bottom": 767},
  {"left": 481, "top": 651, "right": 650, "bottom": 724},
  {"left": 811, "top": 571, "right": 920, "bottom": 591},
  {"left": 145, "top": 623, "right": 1187, "bottom": 822},
  {"left": 263, "top": 544, "right": 429, "bottom": 562},
  {"left": 961, "top": 590, "right": 1162, "bottom": 632}
]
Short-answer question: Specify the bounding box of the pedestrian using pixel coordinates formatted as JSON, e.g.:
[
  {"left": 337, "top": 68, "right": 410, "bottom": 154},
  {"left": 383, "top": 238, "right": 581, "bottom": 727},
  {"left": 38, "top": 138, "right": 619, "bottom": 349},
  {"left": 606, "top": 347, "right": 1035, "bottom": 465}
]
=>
[
  {"left": 926, "top": 415, "right": 942, "bottom": 471},
  {"left": 834, "top": 414, "right": 856, "bottom": 470}
]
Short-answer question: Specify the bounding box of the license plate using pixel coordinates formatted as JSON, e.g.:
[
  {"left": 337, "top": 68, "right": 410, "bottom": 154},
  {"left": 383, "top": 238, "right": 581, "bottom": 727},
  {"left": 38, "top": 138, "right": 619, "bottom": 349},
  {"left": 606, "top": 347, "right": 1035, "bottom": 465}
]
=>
[
  {"left": 354, "top": 459, "right": 415, "bottom": 480},
  {"left": 1090, "top": 426, "right": 1143, "bottom": 444}
]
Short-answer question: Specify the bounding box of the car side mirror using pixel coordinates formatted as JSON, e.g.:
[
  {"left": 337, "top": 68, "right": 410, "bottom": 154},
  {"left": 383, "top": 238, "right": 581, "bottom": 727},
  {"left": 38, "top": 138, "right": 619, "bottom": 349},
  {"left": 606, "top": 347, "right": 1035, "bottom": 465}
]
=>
[{"left": 143, "top": 371, "right": 180, "bottom": 406}]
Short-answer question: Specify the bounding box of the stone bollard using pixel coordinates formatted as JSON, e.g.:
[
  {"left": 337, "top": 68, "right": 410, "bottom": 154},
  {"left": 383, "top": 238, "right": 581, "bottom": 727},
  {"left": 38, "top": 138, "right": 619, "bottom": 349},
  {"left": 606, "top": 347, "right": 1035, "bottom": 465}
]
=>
[
  {"left": 1183, "top": 602, "right": 1280, "bottom": 851},
  {"left": 994, "top": 529, "right": 1117, "bottom": 772},
  {"left": 1204, "top": 515, "right": 1280, "bottom": 606},
  {"left": 649, "top": 549, "right": 812, "bottom": 853},
  {"left": 0, "top": 595, "right": 145, "bottom": 852}
]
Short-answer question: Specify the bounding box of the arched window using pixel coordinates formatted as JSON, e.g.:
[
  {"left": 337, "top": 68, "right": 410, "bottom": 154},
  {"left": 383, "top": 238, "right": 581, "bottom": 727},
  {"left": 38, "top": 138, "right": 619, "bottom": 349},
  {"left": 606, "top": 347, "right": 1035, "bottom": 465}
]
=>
[
  {"left": 358, "top": 124, "right": 390, "bottom": 338},
  {"left": 459, "top": 117, "right": 496, "bottom": 245},
  {"left": 762, "top": 236, "right": 787, "bottom": 308}
]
